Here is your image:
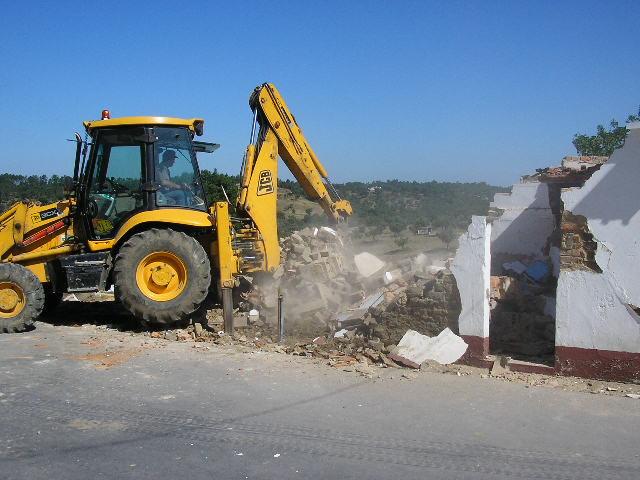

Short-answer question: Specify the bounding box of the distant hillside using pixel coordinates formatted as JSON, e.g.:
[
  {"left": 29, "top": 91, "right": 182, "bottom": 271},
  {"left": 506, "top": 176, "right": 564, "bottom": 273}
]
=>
[
  {"left": 0, "top": 171, "right": 507, "bottom": 238},
  {"left": 278, "top": 178, "right": 508, "bottom": 236}
]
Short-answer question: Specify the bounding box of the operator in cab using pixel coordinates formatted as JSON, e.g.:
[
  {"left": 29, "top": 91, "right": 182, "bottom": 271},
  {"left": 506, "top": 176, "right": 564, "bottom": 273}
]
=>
[{"left": 157, "top": 150, "right": 187, "bottom": 205}]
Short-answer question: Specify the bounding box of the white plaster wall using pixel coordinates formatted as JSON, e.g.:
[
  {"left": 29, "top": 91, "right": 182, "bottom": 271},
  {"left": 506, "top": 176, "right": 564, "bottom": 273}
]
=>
[
  {"left": 492, "top": 183, "right": 551, "bottom": 210},
  {"left": 556, "top": 124, "right": 640, "bottom": 352},
  {"left": 451, "top": 216, "right": 491, "bottom": 339},
  {"left": 557, "top": 271, "right": 640, "bottom": 351},
  {"left": 490, "top": 182, "right": 555, "bottom": 256}
]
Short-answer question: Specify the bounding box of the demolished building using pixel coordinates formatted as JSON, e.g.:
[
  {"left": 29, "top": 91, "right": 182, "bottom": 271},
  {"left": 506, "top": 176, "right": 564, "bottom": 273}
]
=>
[
  {"left": 453, "top": 122, "right": 640, "bottom": 382},
  {"left": 244, "top": 128, "right": 639, "bottom": 382}
]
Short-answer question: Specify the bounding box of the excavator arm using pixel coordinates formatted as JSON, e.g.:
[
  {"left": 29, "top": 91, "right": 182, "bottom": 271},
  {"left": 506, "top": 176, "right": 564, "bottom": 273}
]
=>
[
  {"left": 215, "top": 83, "right": 352, "bottom": 333},
  {"left": 234, "top": 83, "right": 352, "bottom": 272},
  {"left": 238, "top": 83, "right": 352, "bottom": 221}
]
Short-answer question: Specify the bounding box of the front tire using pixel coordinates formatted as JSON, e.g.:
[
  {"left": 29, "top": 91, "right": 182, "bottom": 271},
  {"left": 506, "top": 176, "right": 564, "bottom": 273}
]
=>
[
  {"left": 0, "top": 263, "right": 45, "bottom": 333},
  {"left": 113, "top": 228, "right": 211, "bottom": 326}
]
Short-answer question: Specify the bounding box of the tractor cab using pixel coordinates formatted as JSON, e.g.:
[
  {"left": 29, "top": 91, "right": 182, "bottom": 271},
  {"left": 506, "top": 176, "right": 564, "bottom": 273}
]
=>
[{"left": 77, "top": 115, "right": 219, "bottom": 240}]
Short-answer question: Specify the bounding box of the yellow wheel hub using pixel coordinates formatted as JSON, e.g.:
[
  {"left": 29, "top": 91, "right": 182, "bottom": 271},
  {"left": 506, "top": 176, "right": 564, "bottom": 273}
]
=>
[
  {"left": 136, "top": 252, "right": 188, "bottom": 302},
  {"left": 0, "top": 282, "right": 26, "bottom": 318}
]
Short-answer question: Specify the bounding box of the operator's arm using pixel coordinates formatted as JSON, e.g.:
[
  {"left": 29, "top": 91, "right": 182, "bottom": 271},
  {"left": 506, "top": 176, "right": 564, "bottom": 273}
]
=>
[{"left": 158, "top": 166, "right": 181, "bottom": 189}]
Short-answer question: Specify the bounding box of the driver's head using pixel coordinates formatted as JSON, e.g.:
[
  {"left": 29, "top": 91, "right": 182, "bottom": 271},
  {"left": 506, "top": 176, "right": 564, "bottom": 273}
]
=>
[{"left": 161, "top": 150, "right": 176, "bottom": 167}]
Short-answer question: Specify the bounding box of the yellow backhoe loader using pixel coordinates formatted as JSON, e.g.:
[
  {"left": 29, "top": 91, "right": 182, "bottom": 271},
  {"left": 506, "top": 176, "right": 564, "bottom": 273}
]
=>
[{"left": 0, "top": 83, "right": 352, "bottom": 333}]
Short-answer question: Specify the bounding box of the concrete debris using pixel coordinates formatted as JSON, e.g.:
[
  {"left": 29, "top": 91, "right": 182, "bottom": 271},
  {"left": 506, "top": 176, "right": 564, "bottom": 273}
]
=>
[
  {"left": 354, "top": 252, "right": 385, "bottom": 278},
  {"left": 490, "top": 356, "right": 510, "bottom": 377},
  {"left": 334, "top": 329, "right": 348, "bottom": 338},
  {"left": 383, "top": 269, "right": 403, "bottom": 285},
  {"left": 231, "top": 226, "right": 469, "bottom": 373},
  {"left": 194, "top": 322, "right": 203, "bottom": 337},
  {"left": 389, "top": 328, "right": 468, "bottom": 368},
  {"left": 317, "top": 226, "right": 340, "bottom": 243}
]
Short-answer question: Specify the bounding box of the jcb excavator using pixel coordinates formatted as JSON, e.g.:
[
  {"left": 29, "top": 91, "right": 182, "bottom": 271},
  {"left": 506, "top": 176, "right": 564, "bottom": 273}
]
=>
[{"left": 0, "top": 83, "right": 352, "bottom": 333}]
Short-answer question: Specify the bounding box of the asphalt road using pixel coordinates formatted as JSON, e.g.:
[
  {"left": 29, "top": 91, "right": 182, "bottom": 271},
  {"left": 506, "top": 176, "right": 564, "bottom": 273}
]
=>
[{"left": 1, "top": 322, "right": 640, "bottom": 480}]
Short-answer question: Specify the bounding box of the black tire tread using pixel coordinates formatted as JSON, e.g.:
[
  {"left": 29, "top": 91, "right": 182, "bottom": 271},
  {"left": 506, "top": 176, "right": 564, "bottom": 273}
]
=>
[
  {"left": 113, "top": 228, "right": 211, "bottom": 326},
  {"left": 0, "top": 263, "right": 45, "bottom": 333}
]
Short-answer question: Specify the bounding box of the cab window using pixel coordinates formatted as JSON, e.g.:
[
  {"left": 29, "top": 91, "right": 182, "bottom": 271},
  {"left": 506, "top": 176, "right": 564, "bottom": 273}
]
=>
[
  {"left": 87, "top": 131, "right": 146, "bottom": 238},
  {"left": 154, "top": 127, "right": 206, "bottom": 210}
]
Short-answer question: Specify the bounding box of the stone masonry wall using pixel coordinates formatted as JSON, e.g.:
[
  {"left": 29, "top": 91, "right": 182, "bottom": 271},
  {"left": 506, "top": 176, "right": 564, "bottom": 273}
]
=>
[
  {"left": 371, "top": 270, "right": 461, "bottom": 345},
  {"left": 559, "top": 211, "right": 600, "bottom": 272}
]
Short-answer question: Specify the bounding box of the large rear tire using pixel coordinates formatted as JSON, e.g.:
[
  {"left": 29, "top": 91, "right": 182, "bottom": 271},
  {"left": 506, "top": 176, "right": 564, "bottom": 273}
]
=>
[
  {"left": 113, "top": 228, "right": 211, "bottom": 326},
  {"left": 0, "top": 263, "right": 45, "bottom": 333}
]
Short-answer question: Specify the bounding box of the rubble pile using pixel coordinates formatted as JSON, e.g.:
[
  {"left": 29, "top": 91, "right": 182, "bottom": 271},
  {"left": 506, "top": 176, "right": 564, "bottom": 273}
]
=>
[
  {"left": 150, "top": 320, "right": 404, "bottom": 375},
  {"left": 243, "top": 227, "right": 467, "bottom": 366},
  {"left": 249, "top": 226, "right": 364, "bottom": 335}
]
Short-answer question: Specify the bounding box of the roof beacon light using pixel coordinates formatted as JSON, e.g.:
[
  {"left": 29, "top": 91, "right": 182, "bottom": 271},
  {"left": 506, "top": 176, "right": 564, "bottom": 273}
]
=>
[{"left": 101, "top": 109, "right": 111, "bottom": 120}]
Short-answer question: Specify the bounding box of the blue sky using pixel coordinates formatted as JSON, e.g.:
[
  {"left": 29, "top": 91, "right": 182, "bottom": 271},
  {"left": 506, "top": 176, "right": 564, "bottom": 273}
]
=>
[{"left": 1, "top": 0, "right": 638, "bottom": 186}]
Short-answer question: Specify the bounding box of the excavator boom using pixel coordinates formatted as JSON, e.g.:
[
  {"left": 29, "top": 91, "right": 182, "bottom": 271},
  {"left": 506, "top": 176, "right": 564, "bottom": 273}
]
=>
[
  {"left": 243, "top": 84, "right": 351, "bottom": 221},
  {"left": 214, "top": 83, "right": 354, "bottom": 331},
  {"left": 238, "top": 84, "right": 352, "bottom": 220},
  {"left": 233, "top": 83, "right": 352, "bottom": 274}
]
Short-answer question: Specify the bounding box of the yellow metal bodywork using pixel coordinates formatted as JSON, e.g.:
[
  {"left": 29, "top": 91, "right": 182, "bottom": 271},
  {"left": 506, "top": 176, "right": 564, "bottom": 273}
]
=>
[
  {"left": 214, "top": 202, "right": 238, "bottom": 288},
  {"left": 251, "top": 84, "right": 352, "bottom": 221},
  {"left": 0, "top": 281, "right": 25, "bottom": 318},
  {"left": 0, "top": 199, "right": 76, "bottom": 282},
  {"left": 237, "top": 129, "right": 280, "bottom": 270},
  {"left": 83, "top": 116, "right": 204, "bottom": 134},
  {"left": 236, "top": 83, "right": 352, "bottom": 270},
  {"left": 136, "top": 251, "right": 188, "bottom": 302},
  {"left": 0, "top": 86, "right": 352, "bottom": 324},
  {"left": 88, "top": 209, "right": 215, "bottom": 252}
]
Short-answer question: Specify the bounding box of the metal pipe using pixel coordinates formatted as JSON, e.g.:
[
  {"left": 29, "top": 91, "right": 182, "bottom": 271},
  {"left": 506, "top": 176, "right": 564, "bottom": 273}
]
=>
[
  {"left": 222, "top": 287, "right": 234, "bottom": 334},
  {"left": 325, "top": 178, "right": 342, "bottom": 201},
  {"left": 277, "top": 290, "right": 284, "bottom": 343}
]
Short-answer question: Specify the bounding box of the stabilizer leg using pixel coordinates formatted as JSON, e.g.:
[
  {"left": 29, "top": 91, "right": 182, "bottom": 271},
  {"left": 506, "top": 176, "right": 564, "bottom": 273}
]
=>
[{"left": 222, "top": 287, "right": 234, "bottom": 334}]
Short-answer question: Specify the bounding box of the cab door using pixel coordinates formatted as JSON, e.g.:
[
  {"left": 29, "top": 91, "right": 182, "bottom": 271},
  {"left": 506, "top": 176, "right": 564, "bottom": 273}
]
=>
[{"left": 84, "top": 128, "right": 148, "bottom": 239}]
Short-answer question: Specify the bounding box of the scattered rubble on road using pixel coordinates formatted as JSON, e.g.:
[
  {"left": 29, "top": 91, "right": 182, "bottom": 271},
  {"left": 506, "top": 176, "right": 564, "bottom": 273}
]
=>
[
  {"left": 389, "top": 328, "right": 468, "bottom": 368},
  {"left": 45, "top": 316, "right": 640, "bottom": 397}
]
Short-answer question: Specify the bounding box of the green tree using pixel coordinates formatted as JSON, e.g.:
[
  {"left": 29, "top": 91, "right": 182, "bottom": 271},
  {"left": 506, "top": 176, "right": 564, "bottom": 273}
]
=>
[
  {"left": 573, "top": 110, "right": 640, "bottom": 156},
  {"left": 395, "top": 237, "right": 409, "bottom": 250},
  {"left": 437, "top": 228, "right": 457, "bottom": 251},
  {"left": 366, "top": 226, "right": 380, "bottom": 241},
  {"left": 303, "top": 207, "right": 312, "bottom": 223},
  {"left": 200, "top": 169, "right": 239, "bottom": 204},
  {"left": 388, "top": 221, "right": 405, "bottom": 235}
]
